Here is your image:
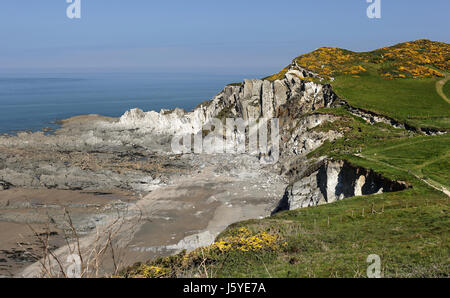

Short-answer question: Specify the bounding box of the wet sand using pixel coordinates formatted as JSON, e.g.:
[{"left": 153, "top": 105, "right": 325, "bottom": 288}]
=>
[{"left": 0, "top": 188, "right": 136, "bottom": 277}]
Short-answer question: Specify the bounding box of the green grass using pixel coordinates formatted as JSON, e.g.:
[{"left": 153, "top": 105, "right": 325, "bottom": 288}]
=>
[
  {"left": 213, "top": 187, "right": 449, "bottom": 278},
  {"left": 422, "top": 159, "right": 450, "bottom": 189},
  {"left": 308, "top": 107, "right": 413, "bottom": 159},
  {"left": 332, "top": 71, "right": 450, "bottom": 130},
  {"left": 309, "top": 109, "right": 450, "bottom": 190},
  {"left": 444, "top": 80, "right": 450, "bottom": 99},
  {"left": 261, "top": 40, "right": 450, "bottom": 131},
  {"left": 361, "top": 134, "right": 450, "bottom": 189}
]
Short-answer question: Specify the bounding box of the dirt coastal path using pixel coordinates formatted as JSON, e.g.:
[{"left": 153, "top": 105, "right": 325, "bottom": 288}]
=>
[{"left": 436, "top": 72, "right": 450, "bottom": 104}]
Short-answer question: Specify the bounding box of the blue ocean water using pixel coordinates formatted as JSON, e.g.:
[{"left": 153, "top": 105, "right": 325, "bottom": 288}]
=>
[{"left": 0, "top": 72, "right": 263, "bottom": 134}]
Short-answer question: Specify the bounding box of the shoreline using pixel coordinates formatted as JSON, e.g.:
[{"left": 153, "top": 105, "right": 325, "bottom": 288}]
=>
[{"left": 1, "top": 114, "right": 120, "bottom": 137}]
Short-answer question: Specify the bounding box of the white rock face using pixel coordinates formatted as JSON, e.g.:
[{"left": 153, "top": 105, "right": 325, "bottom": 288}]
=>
[
  {"left": 282, "top": 160, "right": 409, "bottom": 210},
  {"left": 262, "top": 80, "right": 275, "bottom": 118},
  {"left": 354, "top": 175, "right": 366, "bottom": 196},
  {"left": 282, "top": 114, "right": 342, "bottom": 157},
  {"left": 104, "top": 70, "right": 337, "bottom": 138},
  {"left": 116, "top": 107, "right": 208, "bottom": 135},
  {"left": 326, "top": 163, "right": 343, "bottom": 203},
  {"left": 166, "top": 230, "right": 217, "bottom": 252},
  {"left": 274, "top": 79, "right": 288, "bottom": 109},
  {"left": 288, "top": 175, "right": 324, "bottom": 209}
]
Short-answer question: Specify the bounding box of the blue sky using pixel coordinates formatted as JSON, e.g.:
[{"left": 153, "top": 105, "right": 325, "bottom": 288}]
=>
[{"left": 0, "top": 0, "right": 449, "bottom": 74}]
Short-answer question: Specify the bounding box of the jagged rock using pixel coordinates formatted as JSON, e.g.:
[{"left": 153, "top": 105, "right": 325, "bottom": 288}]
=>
[
  {"left": 262, "top": 80, "right": 275, "bottom": 118},
  {"left": 0, "top": 180, "right": 11, "bottom": 191},
  {"left": 281, "top": 114, "right": 342, "bottom": 157},
  {"left": 110, "top": 75, "right": 337, "bottom": 138},
  {"left": 273, "top": 80, "right": 289, "bottom": 108},
  {"left": 279, "top": 160, "right": 410, "bottom": 210}
]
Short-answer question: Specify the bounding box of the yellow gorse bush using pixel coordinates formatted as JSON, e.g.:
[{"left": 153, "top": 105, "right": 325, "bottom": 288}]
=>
[
  {"left": 131, "top": 265, "right": 170, "bottom": 278},
  {"left": 179, "top": 227, "right": 286, "bottom": 269},
  {"left": 126, "top": 227, "right": 286, "bottom": 278},
  {"left": 291, "top": 39, "right": 449, "bottom": 80},
  {"left": 209, "top": 227, "right": 282, "bottom": 253},
  {"left": 295, "top": 47, "right": 367, "bottom": 78}
]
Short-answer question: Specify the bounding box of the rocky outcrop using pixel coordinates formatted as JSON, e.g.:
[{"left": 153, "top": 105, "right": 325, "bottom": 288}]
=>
[
  {"left": 341, "top": 101, "right": 407, "bottom": 130},
  {"left": 280, "top": 114, "right": 342, "bottom": 157},
  {"left": 339, "top": 100, "right": 447, "bottom": 136},
  {"left": 275, "top": 160, "right": 410, "bottom": 211},
  {"left": 109, "top": 75, "right": 337, "bottom": 136},
  {"left": 288, "top": 61, "right": 320, "bottom": 79}
]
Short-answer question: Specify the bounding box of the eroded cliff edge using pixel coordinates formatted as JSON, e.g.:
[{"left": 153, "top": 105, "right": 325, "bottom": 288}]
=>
[{"left": 276, "top": 159, "right": 410, "bottom": 212}]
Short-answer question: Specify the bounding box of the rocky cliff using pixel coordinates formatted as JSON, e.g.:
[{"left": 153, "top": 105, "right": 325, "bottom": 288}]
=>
[
  {"left": 111, "top": 67, "right": 337, "bottom": 136},
  {"left": 276, "top": 160, "right": 410, "bottom": 211},
  {"left": 108, "top": 66, "right": 414, "bottom": 213}
]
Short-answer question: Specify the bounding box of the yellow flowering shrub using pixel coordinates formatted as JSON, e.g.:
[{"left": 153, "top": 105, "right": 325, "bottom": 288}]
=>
[
  {"left": 209, "top": 227, "right": 282, "bottom": 253},
  {"left": 125, "top": 227, "right": 286, "bottom": 278},
  {"left": 294, "top": 75, "right": 314, "bottom": 82},
  {"left": 264, "top": 66, "right": 290, "bottom": 81},
  {"left": 380, "top": 40, "right": 449, "bottom": 72},
  {"left": 290, "top": 39, "right": 448, "bottom": 80},
  {"left": 130, "top": 265, "right": 170, "bottom": 278},
  {"left": 294, "top": 47, "right": 369, "bottom": 78}
]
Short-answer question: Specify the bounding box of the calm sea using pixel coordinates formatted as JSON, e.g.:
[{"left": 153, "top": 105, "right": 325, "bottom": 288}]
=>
[{"left": 0, "top": 72, "right": 263, "bottom": 134}]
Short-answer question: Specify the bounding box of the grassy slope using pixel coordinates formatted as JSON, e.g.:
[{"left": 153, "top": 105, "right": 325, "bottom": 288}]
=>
[
  {"left": 322, "top": 40, "right": 450, "bottom": 131},
  {"left": 124, "top": 180, "right": 449, "bottom": 277},
  {"left": 268, "top": 39, "right": 450, "bottom": 130},
  {"left": 333, "top": 72, "right": 450, "bottom": 130},
  {"left": 217, "top": 187, "right": 448, "bottom": 277},
  {"left": 123, "top": 40, "right": 450, "bottom": 278},
  {"left": 309, "top": 108, "right": 450, "bottom": 190},
  {"left": 361, "top": 134, "right": 450, "bottom": 189},
  {"left": 444, "top": 80, "right": 450, "bottom": 99}
]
